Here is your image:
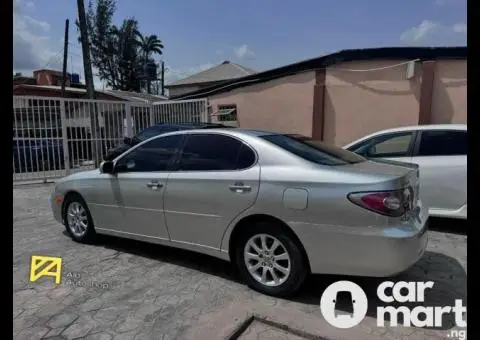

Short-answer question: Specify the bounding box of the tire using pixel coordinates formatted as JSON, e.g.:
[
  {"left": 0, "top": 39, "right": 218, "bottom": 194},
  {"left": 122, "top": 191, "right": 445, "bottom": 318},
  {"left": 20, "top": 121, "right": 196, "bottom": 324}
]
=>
[
  {"left": 235, "top": 221, "right": 308, "bottom": 297},
  {"left": 63, "top": 194, "right": 97, "bottom": 243}
]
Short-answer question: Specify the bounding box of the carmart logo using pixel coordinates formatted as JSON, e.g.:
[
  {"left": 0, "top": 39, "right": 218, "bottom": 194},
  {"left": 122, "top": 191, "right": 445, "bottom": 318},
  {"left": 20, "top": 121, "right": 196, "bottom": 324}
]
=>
[
  {"left": 319, "top": 281, "right": 368, "bottom": 329},
  {"left": 320, "top": 280, "right": 467, "bottom": 331}
]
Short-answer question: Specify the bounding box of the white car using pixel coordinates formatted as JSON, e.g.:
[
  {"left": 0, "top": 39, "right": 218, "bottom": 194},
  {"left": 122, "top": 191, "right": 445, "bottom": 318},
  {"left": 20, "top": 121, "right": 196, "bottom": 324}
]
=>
[{"left": 344, "top": 124, "right": 467, "bottom": 220}]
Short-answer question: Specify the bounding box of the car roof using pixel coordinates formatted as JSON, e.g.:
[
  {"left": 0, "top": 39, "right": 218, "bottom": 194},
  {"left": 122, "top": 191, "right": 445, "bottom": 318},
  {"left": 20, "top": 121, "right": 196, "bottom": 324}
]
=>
[
  {"left": 370, "top": 124, "right": 467, "bottom": 134},
  {"left": 344, "top": 124, "right": 467, "bottom": 148},
  {"left": 156, "top": 122, "right": 228, "bottom": 129},
  {"left": 173, "top": 128, "right": 278, "bottom": 137}
]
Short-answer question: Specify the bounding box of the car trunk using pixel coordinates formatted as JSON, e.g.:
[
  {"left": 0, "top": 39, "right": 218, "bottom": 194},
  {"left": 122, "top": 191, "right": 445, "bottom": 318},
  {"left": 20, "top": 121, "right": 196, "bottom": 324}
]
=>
[{"left": 342, "top": 159, "right": 420, "bottom": 210}]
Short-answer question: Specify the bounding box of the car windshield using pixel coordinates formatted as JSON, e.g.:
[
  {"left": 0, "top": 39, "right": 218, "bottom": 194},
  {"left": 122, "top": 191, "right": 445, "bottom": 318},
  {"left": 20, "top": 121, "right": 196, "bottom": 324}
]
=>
[{"left": 261, "top": 134, "right": 366, "bottom": 166}]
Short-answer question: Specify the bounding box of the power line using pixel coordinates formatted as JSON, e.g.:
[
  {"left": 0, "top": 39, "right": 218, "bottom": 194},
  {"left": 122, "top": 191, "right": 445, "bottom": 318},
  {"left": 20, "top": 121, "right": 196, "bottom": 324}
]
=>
[
  {"left": 40, "top": 48, "right": 64, "bottom": 70},
  {"left": 68, "top": 42, "right": 82, "bottom": 50}
]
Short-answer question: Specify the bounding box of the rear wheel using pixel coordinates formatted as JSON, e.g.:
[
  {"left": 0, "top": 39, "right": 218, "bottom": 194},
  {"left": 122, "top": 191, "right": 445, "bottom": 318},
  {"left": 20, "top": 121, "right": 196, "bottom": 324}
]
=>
[
  {"left": 235, "top": 221, "right": 308, "bottom": 297},
  {"left": 63, "top": 194, "right": 97, "bottom": 243}
]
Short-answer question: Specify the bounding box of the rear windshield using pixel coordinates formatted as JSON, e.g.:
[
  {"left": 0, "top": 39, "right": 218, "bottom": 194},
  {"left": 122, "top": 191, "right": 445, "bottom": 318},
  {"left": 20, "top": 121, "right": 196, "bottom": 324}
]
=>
[
  {"left": 135, "top": 126, "right": 180, "bottom": 141},
  {"left": 261, "top": 134, "right": 366, "bottom": 166}
]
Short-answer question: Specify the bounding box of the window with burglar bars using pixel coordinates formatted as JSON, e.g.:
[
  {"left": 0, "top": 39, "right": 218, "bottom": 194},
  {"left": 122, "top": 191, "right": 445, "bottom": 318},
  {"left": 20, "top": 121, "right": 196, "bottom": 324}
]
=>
[{"left": 216, "top": 104, "right": 237, "bottom": 122}]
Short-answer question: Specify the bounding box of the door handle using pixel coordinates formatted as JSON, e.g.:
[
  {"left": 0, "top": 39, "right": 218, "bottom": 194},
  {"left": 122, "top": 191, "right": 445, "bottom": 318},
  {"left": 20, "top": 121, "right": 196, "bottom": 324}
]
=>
[
  {"left": 147, "top": 181, "right": 163, "bottom": 188},
  {"left": 229, "top": 183, "right": 251, "bottom": 192}
]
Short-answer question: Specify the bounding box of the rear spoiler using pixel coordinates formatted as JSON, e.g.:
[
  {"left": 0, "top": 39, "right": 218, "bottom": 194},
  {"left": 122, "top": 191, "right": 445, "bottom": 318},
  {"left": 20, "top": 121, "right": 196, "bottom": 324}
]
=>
[{"left": 370, "top": 158, "right": 419, "bottom": 170}]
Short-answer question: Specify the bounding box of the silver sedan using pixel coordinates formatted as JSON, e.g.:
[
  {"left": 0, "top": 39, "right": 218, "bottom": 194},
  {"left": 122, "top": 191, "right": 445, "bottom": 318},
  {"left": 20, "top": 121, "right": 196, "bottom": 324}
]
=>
[{"left": 51, "top": 129, "right": 428, "bottom": 296}]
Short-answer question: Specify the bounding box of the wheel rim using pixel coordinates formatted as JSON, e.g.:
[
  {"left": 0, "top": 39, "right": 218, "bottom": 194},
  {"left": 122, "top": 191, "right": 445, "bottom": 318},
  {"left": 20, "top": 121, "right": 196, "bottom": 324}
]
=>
[
  {"left": 67, "top": 202, "right": 88, "bottom": 237},
  {"left": 243, "top": 234, "right": 291, "bottom": 287}
]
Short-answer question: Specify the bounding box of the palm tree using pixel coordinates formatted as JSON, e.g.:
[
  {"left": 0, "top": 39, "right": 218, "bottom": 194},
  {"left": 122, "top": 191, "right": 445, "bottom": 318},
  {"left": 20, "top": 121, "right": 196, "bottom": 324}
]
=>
[{"left": 134, "top": 31, "right": 164, "bottom": 93}]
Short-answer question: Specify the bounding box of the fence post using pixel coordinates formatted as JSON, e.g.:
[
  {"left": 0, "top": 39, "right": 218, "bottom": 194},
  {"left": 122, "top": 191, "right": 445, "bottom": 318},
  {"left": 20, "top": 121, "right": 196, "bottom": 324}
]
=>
[
  {"left": 125, "top": 103, "right": 133, "bottom": 137},
  {"left": 205, "top": 99, "right": 211, "bottom": 123},
  {"left": 149, "top": 103, "right": 155, "bottom": 126},
  {"left": 59, "top": 99, "right": 71, "bottom": 175}
]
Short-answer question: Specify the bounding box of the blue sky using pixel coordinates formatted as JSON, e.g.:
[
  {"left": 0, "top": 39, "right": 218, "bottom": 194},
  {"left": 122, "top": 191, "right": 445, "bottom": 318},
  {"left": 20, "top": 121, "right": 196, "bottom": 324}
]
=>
[{"left": 13, "top": 0, "right": 467, "bottom": 87}]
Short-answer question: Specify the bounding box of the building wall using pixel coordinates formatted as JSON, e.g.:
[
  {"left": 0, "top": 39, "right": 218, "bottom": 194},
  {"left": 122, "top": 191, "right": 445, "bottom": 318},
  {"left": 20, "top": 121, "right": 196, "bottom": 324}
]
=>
[
  {"left": 209, "top": 72, "right": 316, "bottom": 137},
  {"left": 34, "top": 70, "right": 70, "bottom": 87},
  {"left": 322, "top": 60, "right": 422, "bottom": 146},
  {"left": 431, "top": 60, "right": 467, "bottom": 124},
  {"left": 198, "top": 59, "right": 466, "bottom": 145}
]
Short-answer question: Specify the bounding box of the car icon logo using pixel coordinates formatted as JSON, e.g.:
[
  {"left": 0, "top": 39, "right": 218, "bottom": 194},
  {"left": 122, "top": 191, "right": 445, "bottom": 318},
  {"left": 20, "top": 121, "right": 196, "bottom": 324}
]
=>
[
  {"left": 320, "top": 281, "right": 369, "bottom": 329},
  {"left": 333, "top": 290, "right": 355, "bottom": 318}
]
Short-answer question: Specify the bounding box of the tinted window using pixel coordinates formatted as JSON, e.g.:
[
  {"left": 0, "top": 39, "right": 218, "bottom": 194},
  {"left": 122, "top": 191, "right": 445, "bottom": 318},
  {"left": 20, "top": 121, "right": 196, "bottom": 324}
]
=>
[
  {"left": 136, "top": 125, "right": 180, "bottom": 141},
  {"left": 417, "top": 130, "right": 467, "bottom": 156},
  {"left": 116, "top": 135, "right": 183, "bottom": 172},
  {"left": 349, "top": 132, "right": 414, "bottom": 158},
  {"left": 178, "top": 134, "right": 255, "bottom": 171},
  {"left": 262, "top": 134, "right": 366, "bottom": 166}
]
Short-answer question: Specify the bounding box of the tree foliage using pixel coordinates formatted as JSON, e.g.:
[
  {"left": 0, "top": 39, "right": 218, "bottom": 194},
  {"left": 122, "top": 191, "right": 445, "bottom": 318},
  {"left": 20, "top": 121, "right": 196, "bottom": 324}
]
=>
[{"left": 77, "top": 0, "right": 164, "bottom": 92}]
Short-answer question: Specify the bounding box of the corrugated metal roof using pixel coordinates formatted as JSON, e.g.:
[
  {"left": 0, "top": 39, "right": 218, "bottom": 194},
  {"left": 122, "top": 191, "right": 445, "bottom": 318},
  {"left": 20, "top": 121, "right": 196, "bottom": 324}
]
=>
[
  {"left": 12, "top": 85, "right": 169, "bottom": 102},
  {"left": 100, "top": 90, "right": 168, "bottom": 102},
  {"left": 15, "top": 84, "right": 87, "bottom": 93},
  {"left": 167, "top": 61, "right": 257, "bottom": 87}
]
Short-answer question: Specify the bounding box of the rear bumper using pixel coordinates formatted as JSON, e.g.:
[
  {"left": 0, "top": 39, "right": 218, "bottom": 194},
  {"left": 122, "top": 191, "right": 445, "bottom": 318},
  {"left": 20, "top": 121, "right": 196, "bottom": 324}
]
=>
[{"left": 293, "top": 202, "right": 429, "bottom": 277}]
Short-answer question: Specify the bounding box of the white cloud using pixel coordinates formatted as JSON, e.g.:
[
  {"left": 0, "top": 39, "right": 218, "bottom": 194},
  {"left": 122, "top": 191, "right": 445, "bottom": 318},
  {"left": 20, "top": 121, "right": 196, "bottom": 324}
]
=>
[
  {"left": 434, "top": 0, "right": 465, "bottom": 6},
  {"left": 13, "top": 0, "right": 106, "bottom": 89},
  {"left": 233, "top": 44, "right": 255, "bottom": 59},
  {"left": 13, "top": 0, "right": 58, "bottom": 71},
  {"left": 25, "top": 1, "right": 35, "bottom": 10},
  {"left": 452, "top": 23, "right": 467, "bottom": 34},
  {"left": 400, "top": 20, "right": 467, "bottom": 45}
]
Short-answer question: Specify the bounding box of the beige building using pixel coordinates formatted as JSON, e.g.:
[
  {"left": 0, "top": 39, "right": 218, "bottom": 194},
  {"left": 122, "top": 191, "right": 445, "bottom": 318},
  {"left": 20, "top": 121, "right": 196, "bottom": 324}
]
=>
[{"left": 172, "top": 47, "right": 467, "bottom": 146}]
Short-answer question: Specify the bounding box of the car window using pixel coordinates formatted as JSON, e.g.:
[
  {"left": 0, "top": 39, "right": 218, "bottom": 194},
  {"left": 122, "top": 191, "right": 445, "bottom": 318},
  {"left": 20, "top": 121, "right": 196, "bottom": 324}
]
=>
[
  {"left": 178, "top": 134, "right": 256, "bottom": 171},
  {"left": 417, "top": 130, "right": 467, "bottom": 156},
  {"left": 349, "top": 132, "right": 414, "bottom": 158},
  {"left": 115, "top": 134, "right": 183, "bottom": 172},
  {"left": 135, "top": 125, "right": 180, "bottom": 141},
  {"left": 261, "top": 134, "right": 366, "bottom": 166}
]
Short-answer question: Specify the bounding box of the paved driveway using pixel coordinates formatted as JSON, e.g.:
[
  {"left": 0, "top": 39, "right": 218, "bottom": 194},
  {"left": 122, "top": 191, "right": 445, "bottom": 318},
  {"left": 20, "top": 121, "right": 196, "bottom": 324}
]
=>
[{"left": 13, "top": 184, "right": 467, "bottom": 340}]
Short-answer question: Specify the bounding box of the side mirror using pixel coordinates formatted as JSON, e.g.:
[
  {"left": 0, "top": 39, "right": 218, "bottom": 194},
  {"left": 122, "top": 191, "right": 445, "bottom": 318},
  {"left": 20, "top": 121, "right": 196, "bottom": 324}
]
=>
[
  {"left": 100, "top": 160, "right": 115, "bottom": 174},
  {"left": 123, "top": 137, "right": 132, "bottom": 145}
]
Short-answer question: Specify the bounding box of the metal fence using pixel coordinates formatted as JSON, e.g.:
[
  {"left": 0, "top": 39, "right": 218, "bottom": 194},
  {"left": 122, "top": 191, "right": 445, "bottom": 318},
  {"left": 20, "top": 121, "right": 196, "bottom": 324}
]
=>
[{"left": 13, "top": 96, "right": 209, "bottom": 183}]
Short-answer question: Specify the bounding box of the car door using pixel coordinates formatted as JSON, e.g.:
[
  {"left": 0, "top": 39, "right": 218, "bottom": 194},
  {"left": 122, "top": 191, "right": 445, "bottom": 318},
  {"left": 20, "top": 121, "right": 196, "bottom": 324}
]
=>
[
  {"left": 410, "top": 129, "right": 467, "bottom": 213},
  {"left": 89, "top": 134, "right": 184, "bottom": 240},
  {"left": 163, "top": 132, "right": 260, "bottom": 249},
  {"left": 346, "top": 131, "right": 417, "bottom": 163}
]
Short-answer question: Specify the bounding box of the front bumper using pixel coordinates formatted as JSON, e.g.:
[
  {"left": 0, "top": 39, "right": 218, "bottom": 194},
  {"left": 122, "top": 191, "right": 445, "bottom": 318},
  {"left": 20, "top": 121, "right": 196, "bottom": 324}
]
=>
[
  {"left": 50, "top": 190, "right": 64, "bottom": 225},
  {"left": 294, "top": 202, "right": 429, "bottom": 277}
]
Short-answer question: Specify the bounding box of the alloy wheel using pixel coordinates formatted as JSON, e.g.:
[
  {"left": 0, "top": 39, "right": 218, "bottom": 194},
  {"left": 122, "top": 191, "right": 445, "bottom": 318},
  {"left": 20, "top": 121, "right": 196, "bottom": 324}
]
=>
[
  {"left": 66, "top": 202, "right": 88, "bottom": 238},
  {"left": 243, "top": 233, "right": 291, "bottom": 287}
]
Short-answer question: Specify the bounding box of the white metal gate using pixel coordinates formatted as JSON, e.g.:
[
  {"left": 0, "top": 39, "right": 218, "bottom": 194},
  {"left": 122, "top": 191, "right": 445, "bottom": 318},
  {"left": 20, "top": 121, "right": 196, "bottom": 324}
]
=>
[{"left": 13, "top": 96, "right": 208, "bottom": 183}]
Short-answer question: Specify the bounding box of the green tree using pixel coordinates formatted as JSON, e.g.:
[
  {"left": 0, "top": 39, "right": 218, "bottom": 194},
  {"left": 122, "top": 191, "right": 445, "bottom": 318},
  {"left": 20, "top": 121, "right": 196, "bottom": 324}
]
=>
[
  {"left": 134, "top": 32, "right": 164, "bottom": 93},
  {"left": 78, "top": 0, "right": 164, "bottom": 92}
]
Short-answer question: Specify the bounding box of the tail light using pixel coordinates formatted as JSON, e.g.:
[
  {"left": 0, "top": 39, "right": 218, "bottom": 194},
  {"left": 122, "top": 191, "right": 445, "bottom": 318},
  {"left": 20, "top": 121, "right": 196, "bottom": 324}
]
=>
[{"left": 347, "top": 189, "right": 411, "bottom": 217}]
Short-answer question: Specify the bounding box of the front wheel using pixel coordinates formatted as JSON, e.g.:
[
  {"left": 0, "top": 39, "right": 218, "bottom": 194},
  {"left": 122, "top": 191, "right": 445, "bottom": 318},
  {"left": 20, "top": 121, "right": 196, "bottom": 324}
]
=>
[
  {"left": 235, "top": 222, "right": 308, "bottom": 297},
  {"left": 63, "top": 194, "right": 97, "bottom": 243}
]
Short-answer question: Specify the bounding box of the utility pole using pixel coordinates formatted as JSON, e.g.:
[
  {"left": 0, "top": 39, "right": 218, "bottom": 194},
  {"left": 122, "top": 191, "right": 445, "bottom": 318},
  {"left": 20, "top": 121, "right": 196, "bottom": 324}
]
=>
[
  {"left": 161, "top": 61, "right": 165, "bottom": 96},
  {"left": 77, "top": 0, "right": 101, "bottom": 167},
  {"left": 61, "top": 19, "right": 69, "bottom": 97}
]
